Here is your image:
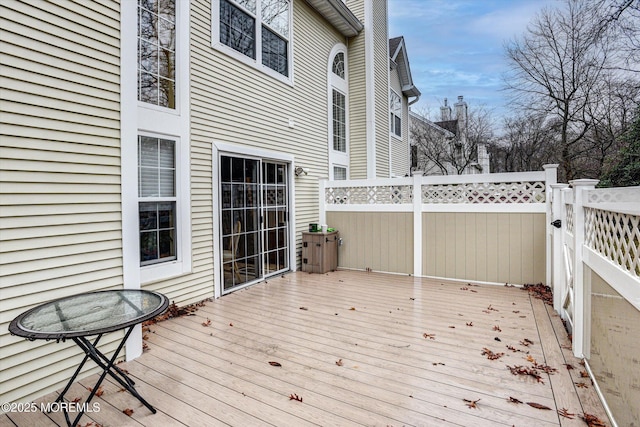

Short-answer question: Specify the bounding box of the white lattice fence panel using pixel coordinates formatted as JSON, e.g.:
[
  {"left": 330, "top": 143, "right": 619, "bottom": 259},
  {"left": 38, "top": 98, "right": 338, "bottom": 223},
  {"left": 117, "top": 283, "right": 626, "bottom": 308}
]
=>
[
  {"left": 565, "top": 204, "right": 574, "bottom": 236},
  {"left": 587, "top": 187, "right": 639, "bottom": 203},
  {"left": 421, "top": 181, "right": 546, "bottom": 204},
  {"left": 585, "top": 208, "right": 640, "bottom": 277},
  {"left": 325, "top": 185, "right": 412, "bottom": 204}
]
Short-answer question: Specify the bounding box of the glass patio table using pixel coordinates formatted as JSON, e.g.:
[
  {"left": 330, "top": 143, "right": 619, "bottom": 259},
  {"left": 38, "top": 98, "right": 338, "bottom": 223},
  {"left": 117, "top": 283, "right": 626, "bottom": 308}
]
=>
[{"left": 9, "top": 289, "right": 169, "bottom": 427}]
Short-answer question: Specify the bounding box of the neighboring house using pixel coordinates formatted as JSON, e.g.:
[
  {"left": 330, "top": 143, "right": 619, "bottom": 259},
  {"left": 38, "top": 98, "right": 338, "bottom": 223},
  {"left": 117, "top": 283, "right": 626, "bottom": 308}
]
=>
[
  {"left": 389, "top": 36, "right": 421, "bottom": 177},
  {"left": 0, "top": 0, "right": 419, "bottom": 405},
  {"left": 411, "top": 96, "right": 490, "bottom": 175}
]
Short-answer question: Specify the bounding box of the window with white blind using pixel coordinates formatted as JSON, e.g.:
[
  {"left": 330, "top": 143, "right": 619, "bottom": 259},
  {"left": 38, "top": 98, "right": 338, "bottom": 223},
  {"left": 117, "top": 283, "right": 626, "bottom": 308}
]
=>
[
  {"left": 138, "top": 136, "right": 177, "bottom": 265},
  {"left": 390, "top": 89, "right": 402, "bottom": 138}
]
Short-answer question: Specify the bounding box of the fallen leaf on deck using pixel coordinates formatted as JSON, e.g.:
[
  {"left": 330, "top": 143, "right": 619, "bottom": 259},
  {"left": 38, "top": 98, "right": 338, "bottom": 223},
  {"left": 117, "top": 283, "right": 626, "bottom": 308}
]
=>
[
  {"left": 449, "top": 325, "right": 456, "bottom": 328},
  {"left": 557, "top": 408, "right": 575, "bottom": 419},
  {"left": 299, "top": 307, "right": 308, "bottom": 310},
  {"left": 268, "top": 361, "right": 282, "bottom": 367},
  {"left": 493, "top": 325, "right": 502, "bottom": 332},
  {"left": 202, "top": 318, "right": 211, "bottom": 327},
  {"left": 87, "top": 386, "right": 104, "bottom": 397},
  {"left": 123, "top": 408, "right": 134, "bottom": 416},
  {"left": 507, "top": 365, "right": 544, "bottom": 383},
  {"left": 466, "top": 322, "right": 473, "bottom": 327},
  {"left": 335, "top": 359, "right": 343, "bottom": 366},
  {"left": 534, "top": 363, "right": 557, "bottom": 374},
  {"left": 508, "top": 396, "right": 523, "bottom": 404},
  {"left": 229, "top": 323, "right": 233, "bottom": 326},
  {"left": 349, "top": 307, "right": 356, "bottom": 311},
  {"left": 527, "top": 402, "right": 552, "bottom": 410},
  {"left": 409, "top": 297, "right": 415, "bottom": 300},
  {"left": 71, "top": 397, "right": 81, "bottom": 403},
  {"left": 487, "top": 304, "right": 498, "bottom": 311},
  {"left": 463, "top": 398, "right": 481, "bottom": 409},
  {"left": 495, "top": 337, "right": 501, "bottom": 342},
  {"left": 520, "top": 338, "right": 534, "bottom": 346},
  {"left": 481, "top": 348, "right": 505, "bottom": 360},
  {"left": 575, "top": 382, "right": 589, "bottom": 388},
  {"left": 526, "top": 355, "right": 537, "bottom": 364},
  {"left": 289, "top": 393, "right": 303, "bottom": 402},
  {"left": 580, "top": 370, "right": 589, "bottom": 378},
  {"left": 142, "top": 334, "right": 149, "bottom": 340},
  {"left": 423, "top": 333, "right": 436, "bottom": 340},
  {"left": 142, "top": 342, "right": 149, "bottom": 352},
  {"left": 460, "top": 287, "right": 469, "bottom": 291},
  {"left": 564, "top": 363, "right": 574, "bottom": 370},
  {"left": 581, "top": 413, "right": 607, "bottom": 426},
  {"left": 432, "top": 362, "right": 445, "bottom": 366},
  {"left": 513, "top": 310, "right": 520, "bottom": 313}
]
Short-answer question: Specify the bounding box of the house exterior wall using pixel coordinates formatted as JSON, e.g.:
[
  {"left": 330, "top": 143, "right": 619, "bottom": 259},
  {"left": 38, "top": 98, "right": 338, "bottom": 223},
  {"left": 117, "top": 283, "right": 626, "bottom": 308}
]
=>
[
  {"left": 373, "top": 0, "right": 389, "bottom": 178},
  {"left": 346, "top": 0, "right": 368, "bottom": 179},
  {"left": 0, "top": 0, "right": 124, "bottom": 404},
  {"left": 423, "top": 212, "right": 546, "bottom": 284},
  {"left": 588, "top": 270, "right": 640, "bottom": 427},
  {"left": 389, "top": 66, "right": 409, "bottom": 177}
]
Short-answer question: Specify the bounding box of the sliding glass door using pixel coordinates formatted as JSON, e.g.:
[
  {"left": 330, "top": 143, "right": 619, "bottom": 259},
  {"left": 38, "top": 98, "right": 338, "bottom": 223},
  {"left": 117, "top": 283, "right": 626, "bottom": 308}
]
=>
[{"left": 220, "top": 156, "right": 289, "bottom": 292}]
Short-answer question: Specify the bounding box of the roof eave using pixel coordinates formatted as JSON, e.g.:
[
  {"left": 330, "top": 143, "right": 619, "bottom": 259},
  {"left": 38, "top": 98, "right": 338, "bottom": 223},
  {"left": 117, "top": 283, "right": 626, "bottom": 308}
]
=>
[{"left": 304, "top": 0, "right": 364, "bottom": 37}]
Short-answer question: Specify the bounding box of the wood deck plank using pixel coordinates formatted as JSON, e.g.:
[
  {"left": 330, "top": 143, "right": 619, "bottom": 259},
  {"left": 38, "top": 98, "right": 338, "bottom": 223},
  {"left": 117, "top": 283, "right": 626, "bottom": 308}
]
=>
[{"left": 1, "top": 271, "right": 610, "bottom": 427}]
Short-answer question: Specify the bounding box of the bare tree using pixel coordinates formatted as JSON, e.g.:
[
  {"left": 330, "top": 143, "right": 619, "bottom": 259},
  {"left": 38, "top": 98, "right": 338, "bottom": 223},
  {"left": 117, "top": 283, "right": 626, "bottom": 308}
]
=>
[{"left": 504, "top": 0, "right": 610, "bottom": 180}]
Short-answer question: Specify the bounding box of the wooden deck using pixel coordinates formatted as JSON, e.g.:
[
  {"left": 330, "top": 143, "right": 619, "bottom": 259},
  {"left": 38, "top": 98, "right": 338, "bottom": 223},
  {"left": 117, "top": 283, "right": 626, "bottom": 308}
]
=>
[{"left": 1, "top": 271, "right": 610, "bottom": 426}]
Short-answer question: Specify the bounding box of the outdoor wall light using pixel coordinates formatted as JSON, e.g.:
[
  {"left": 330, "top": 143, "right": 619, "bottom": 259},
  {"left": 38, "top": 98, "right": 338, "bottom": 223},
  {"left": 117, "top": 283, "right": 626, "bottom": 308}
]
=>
[{"left": 294, "top": 166, "right": 308, "bottom": 177}]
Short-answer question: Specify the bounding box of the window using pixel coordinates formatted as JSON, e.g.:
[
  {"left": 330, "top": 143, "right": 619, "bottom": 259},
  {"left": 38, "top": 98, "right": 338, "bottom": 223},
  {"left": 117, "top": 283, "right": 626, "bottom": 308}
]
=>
[
  {"left": 138, "top": 0, "right": 176, "bottom": 108},
  {"left": 328, "top": 47, "right": 349, "bottom": 180},
  {"left": 333, "top": 166, "right": 347, "bottom": 180},
  {"left": 390, "top": 89, "right": 402, "bottom": 138},
  {"left": 216, "top": 0, "right": 290, "bottom": 77},
  {"left": 332, "top": 90, "right": 346, "bottom": 152},
  {"left": 139, "top": 136, "right": 177, "bottom": 265}
]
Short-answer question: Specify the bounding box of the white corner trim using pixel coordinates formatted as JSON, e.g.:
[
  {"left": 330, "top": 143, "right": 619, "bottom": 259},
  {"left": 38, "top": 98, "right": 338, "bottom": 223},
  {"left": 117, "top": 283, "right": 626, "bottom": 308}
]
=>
[{"left": 364, "top": 0, "right": 376, "bottom": 178}]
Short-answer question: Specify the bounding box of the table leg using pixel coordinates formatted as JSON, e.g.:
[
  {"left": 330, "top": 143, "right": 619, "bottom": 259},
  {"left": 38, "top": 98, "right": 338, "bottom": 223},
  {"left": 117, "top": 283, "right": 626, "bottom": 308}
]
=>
[
  {"left": 55, "top": 335, "right": 104, "bottom": 406},
  {"left": 65, "top": 327, "right": 155, "bottom": 427}
]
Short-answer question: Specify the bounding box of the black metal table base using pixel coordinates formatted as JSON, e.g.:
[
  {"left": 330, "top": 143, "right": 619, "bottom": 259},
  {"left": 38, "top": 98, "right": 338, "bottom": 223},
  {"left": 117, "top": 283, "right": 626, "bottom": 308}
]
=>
[{"left": 54, "top": 326, "right": 156, "bottom": 427}]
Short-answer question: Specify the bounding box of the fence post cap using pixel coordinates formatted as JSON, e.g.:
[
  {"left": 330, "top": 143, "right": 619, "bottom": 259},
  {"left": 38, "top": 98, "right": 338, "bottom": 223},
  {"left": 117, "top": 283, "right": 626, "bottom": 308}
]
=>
[
  {"left": 543, "top": 164, "right": 560, "bottom": 170},
  {"left": 550, "top": 183, "right": 570, "bottom": 189},
  {"left": 569, "top": 179, "right": 599, "bottom": 187}
]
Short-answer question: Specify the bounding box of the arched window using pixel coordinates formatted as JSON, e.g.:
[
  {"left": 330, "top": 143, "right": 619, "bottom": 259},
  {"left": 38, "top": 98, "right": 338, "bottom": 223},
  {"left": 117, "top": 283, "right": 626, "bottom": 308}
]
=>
[{"left": 328, "top": 45, "right": 348, "bottom": 180}]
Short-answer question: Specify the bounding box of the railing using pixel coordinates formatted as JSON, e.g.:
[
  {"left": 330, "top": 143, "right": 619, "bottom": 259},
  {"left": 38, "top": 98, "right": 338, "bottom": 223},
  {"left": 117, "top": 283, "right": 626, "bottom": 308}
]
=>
[{"left": 550, "top": 182, "right": 640, "bottom": 427}]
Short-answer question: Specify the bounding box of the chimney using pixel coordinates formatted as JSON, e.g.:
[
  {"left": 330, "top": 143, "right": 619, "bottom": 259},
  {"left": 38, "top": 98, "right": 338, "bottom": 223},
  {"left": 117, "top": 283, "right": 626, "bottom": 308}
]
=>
[
  {"left": 440, "top": 98, "right": 452, "bottom": 121},
  {"left": 454, "top": 95, "right": 467, "bottom": 123}
]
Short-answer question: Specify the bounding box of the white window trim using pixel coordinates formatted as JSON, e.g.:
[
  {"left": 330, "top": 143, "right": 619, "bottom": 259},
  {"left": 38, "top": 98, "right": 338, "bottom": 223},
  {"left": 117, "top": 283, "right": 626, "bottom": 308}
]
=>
[
  {"left": 211, "top": 0, "right": 294, "bottom": 86},
  {"left": 122, "top": 0, "right": 192, "bottom": 300},
  {"left": 390, "top": 88, "right": 402, "bottom": 140},
  {"left": 328, "top": 44, "right": 349, "bottom": 179}
]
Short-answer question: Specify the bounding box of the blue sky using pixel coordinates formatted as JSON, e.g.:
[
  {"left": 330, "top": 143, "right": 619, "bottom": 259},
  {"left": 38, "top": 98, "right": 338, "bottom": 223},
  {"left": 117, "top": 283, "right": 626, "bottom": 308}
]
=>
[{"left": 388, "top": 0, "right": 557, "bottom": 122}]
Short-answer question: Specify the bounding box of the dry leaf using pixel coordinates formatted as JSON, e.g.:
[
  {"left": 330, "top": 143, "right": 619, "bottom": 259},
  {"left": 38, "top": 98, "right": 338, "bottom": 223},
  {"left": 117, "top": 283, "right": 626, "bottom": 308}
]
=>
[
  {"left": 289, "top": 393, "right": 303, "bottom": 402},
  {"left": 564, "top": 363, "right": 574, "bottom": 370},
  {"left": 268, "top": 361, "right": 282, "bottom": 367},
  {"left": 71, "top": 397, "right": 82, "bottom": 403},
  {"left": 463, "top": 398, "right": 481, "bottom": 409},
  {"left": 581, "top": 413, "right": 607, "bottom": 427},
  {"left": 142, "top": 334, "right": 149, "bottom": 340},
  {"left": 299, "top": 307, "right": 308, "bottom": 311},
  {"left": 88, "top": 386, "right": 104, "bottom": 397},
  {"left": 335, "top": 359, "right": 343, "bottom": 366},
  {"left": 487, "top": 304, "right": 498, "bottom": 311},
  {"left": 575, "top": 382, "right": 589, "bottom": 388},
  {"left": 580, "top": 370, "right": 589, "bottom": 378},
  {"left": 493, "top": 325, "right": 502, "bottom": 332},
  {"left": 481, "top": 347, "right": 505, "bottom": 360},
  {"left": 229, "top": 323, "right": 233, "bottom": 327},
  {"left": 466, "top": 322, "right": 473, "bottom": 327},
  {"left": 520, "top": 338, "right": 534, "bottom": 346},
  {"left": 526, "top": 355, "right": 537, "bottom": 364},
  {"left": 527, "top": 402, "right": 552, "bottom": 410},
  {"left": 557, "top": 408, "right": 575, "bottom": 419},
  {"left": 423, "top": 333, "right": 436, "bottom": 340},
  {"left": 202, "top": 318, "right": 211, "bottom": 327},
  {"left": 449, "top": 325, "right": 456, "bottom": 328},
  {"left": 460, "top": 287, "right": 469, "bottom": 290},
  {"left": 507, "top": 365, "right": 544, "bottom": 383},
  {"left": 508, "top": 396, "right": 523, "bottom": 404},
  {"left": 432, "top": 362, "right": 445, "bottom": 366},
  {"left": 123, "top": 408, "right": 134, "bottom": 416},
  {"left": 349, "top": 307, "right": 356, "bottom": 311}
]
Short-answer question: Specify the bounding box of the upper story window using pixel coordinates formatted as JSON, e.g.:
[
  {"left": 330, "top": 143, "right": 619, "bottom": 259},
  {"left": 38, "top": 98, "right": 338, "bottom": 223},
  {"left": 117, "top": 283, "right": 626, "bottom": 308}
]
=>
[
  {"left": 216, "top": 0, "right": 291, "bottom": 78},
  {"left": 390, "top": 89, "right": 402, "bottom": 138},
  {"left": 332, "top": 52, "right": 344, "bottom": 78},
  {"left": 138, "top": 0, "right": 176, "bottom": 108}
]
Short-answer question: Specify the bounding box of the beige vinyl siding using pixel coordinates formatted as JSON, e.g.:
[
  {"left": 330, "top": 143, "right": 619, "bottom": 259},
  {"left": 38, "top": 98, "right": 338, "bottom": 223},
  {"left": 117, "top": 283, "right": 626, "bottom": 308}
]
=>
[
  {"left": 389, "top": 67, "right": 409, "bottom": 176},
  {"left": 0, "top": 0, "right": 122, "bottom": 405},
  {"left": 327, "top": 211, "right": 413, "bottom": 274},
  {"left": 346, "top": 0, "right": 367, "bottom": 179},
  {"left": 588, "top": 270, "right": 640, "bottom": 427},
  {"left": 189, "top": 0, "right": 345, "bottom": 274},
  {"left": 373, "top": 0, "right": 389, "bottom": 177},
  {"left": 423, "top": 212, "right": 546, "bottom": 284}
]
